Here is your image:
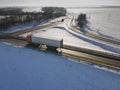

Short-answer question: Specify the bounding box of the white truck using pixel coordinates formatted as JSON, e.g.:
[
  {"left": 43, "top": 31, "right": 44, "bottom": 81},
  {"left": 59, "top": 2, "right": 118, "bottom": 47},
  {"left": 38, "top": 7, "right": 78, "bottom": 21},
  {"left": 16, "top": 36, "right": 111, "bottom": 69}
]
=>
[{"left": 26, "top": 34, "right": 63, "bottom": 48}]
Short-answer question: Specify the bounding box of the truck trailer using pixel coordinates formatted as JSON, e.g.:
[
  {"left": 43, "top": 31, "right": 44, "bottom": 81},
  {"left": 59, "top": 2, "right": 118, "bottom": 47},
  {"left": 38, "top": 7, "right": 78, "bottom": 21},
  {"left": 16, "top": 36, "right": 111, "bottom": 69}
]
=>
[{"left": 26, "top": 34, "right": 63, "bottom": 48}]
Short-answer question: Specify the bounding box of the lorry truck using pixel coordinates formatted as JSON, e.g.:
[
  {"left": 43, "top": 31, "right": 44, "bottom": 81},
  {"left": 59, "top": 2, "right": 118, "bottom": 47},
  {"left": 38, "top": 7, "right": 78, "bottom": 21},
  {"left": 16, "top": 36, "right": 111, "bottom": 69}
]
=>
[{"left": 26, "top": 34, "right": 63, "bottom": 48}]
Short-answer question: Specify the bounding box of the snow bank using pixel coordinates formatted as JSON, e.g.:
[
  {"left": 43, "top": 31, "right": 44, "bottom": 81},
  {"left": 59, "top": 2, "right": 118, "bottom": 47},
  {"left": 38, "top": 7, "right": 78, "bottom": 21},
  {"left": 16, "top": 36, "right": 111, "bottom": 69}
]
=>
[{"left": 0, "top": 43, "right": 120, "bottom": 90}]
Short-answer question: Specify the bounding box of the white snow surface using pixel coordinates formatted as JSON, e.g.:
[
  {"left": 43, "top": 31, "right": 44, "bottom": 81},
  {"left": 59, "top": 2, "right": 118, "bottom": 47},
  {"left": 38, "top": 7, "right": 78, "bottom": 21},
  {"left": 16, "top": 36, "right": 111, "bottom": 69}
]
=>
[
  {"left": 0, "top": 20, "right": 50, "bottom": 33},
  {"left": 0, "top": 42, "right": 120, "bottom": 90},
  {"left": 22, "top": 7, "right": 42, "bottom": 12},
  {"left": 68, "top": 8, "right": 120, "bottom": 40},
  {"left": 0, "top": 16, "right": 65, "bottom": 33},
  {"left": 87, "top": 8, "right": 120, "bottom": 40},
  {"left": 21, "top": 22, "right": 120, "bottom": 54}
]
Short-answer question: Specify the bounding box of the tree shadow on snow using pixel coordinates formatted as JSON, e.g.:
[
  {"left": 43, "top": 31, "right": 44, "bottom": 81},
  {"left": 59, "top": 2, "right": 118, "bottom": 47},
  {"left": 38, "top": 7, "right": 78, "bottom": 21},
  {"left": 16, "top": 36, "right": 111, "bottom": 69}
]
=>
[{"left": 66, "top": 28, "right": 120, "bottom": 54}]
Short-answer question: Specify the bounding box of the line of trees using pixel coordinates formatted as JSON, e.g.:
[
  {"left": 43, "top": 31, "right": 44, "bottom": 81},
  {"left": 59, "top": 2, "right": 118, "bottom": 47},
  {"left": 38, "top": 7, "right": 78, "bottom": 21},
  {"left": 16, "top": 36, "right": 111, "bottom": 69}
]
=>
[
  {"left": 0, "top": 12, "right": 43, "bottom": 29},
  {"left": 0, "top": 7, "right": 67, "bottom": 30},
  {"left": 42, "top": 7, "right": 67, "bottom": 19},
  {"left": 0, "top": 8, "right": 23, "bottom": 15}
]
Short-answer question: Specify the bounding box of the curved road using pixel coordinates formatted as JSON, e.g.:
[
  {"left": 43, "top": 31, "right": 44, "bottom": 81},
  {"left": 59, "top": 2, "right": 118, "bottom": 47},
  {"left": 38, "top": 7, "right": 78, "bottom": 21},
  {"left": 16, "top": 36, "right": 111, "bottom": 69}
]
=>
[{"left": 0, "top": 16, "right": 120, "bottom": 71}]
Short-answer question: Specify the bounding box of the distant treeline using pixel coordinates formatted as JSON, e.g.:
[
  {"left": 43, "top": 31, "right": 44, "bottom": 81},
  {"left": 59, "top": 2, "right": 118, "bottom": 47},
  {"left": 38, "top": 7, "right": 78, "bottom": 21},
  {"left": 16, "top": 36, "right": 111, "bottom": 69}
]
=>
[
  {"left": 42, "top": 7, "right": 67, "bottom": 18},
  {"left": 0, "top": 13, "right": 43, "bottom": 29},
  {"left": 0, "top": 8, "right": 23, "bottom": 15},
  {"left": 0, "top": 7, "right": 67, "bottom": 30}
]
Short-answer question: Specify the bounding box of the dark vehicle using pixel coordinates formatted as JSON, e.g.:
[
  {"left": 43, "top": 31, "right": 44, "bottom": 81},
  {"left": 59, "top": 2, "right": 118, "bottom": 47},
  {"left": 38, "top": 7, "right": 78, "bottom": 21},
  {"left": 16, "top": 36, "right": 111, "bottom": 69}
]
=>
[{"left": 61, "top": 19, "right": 64, "bottom": 22}]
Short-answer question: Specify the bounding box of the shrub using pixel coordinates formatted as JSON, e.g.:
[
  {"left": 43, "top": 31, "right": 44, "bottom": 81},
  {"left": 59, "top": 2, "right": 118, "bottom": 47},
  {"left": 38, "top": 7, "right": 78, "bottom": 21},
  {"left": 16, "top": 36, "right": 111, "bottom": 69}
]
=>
[{"left": 77, "top": 13, "right": 87, "bottom": 28}]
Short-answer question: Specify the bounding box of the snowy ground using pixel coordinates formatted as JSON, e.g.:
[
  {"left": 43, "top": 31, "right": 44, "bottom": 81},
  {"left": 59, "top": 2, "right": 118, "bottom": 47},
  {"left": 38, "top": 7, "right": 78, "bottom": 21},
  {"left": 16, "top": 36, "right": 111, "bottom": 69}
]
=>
[
  {"left": 22, "top": 7, "right": 42, "bottom": 12},
  {"left": 68, "top": 7, "right": 120, "bottom": 40},
  {"left": 20, "top": 22, "right": 120, "bottom": 55},
  {"left": 0, "top": 20, "right": 50, "bottom": 33},
  {"left": 0, "top": 16, "right": 64, "bottom": 33},
  {"left": 0, "top": 42, "right": 120, "bottom": 90}
]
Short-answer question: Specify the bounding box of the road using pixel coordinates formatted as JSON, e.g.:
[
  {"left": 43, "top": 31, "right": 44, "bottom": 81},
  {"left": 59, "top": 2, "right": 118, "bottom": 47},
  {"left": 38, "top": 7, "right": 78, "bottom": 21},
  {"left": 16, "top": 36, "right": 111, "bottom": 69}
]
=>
[
  {"left": 0, "top": 19, "right": 61, "bottom": 46},
  {"left": 10, "top": 21, "right": 61, "bottom": 37},
  {"left": 59, "top": 48, "right": 120, "bottom": 71},
  {"left": 0, "top": 16, "right": 120, "bottom": 71}
]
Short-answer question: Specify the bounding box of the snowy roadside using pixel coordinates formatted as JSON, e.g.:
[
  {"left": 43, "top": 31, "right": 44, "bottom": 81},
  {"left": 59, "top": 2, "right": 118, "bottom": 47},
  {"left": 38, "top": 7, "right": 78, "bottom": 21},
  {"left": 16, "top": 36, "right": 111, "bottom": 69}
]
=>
[
  {"left": 0, "top": 20, "right": 50, "bottom": 33},
  {"left": 0, "top": 42, "right": 120, "bottom": 90},
  {"left": 20, "top": 22, "right": 120, "bottom": 55},
  {"left": 0, "top": 16, "right": 65, "bottom": 33}
]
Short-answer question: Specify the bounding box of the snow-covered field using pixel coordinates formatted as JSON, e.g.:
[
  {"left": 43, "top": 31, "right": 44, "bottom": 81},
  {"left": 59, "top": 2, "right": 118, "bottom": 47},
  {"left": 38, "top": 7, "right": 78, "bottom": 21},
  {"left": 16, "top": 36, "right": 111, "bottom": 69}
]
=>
[
  {"left": 68, "top": 7, "right": 120, "bottom": 40},
  {"left": 0, "top": 42, "right": 120, "bottom": 90},
  {"left": 20, "top": 23, "right": 120, "bottom": 55}
]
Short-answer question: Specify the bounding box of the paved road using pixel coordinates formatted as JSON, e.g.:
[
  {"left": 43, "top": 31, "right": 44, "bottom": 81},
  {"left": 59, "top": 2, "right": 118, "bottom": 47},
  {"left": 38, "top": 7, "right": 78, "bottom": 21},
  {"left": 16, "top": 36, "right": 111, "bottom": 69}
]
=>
[
  {"left": 0, "top": 17, "right": 120, "bottom": 71},
  {"left": 10, "top": 21, "right": 61, "bottom": 37},
  {"left": 60, "top": 48, "right": 120, "bottom": 71}
]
